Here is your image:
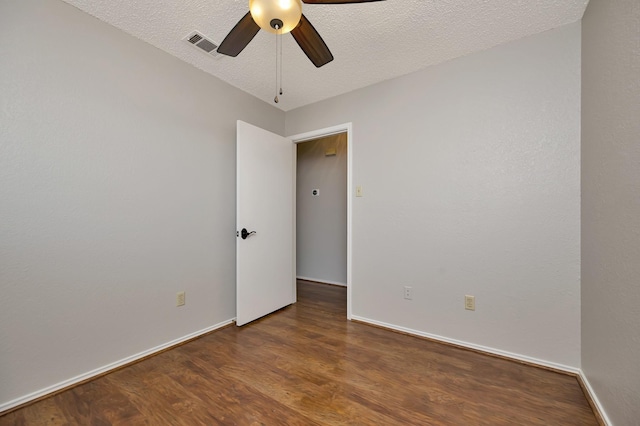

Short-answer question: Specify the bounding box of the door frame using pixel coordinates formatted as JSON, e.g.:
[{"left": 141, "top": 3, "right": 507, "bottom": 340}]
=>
[{"left": 288, "top": 123, "right": 353, "bottom": 320}]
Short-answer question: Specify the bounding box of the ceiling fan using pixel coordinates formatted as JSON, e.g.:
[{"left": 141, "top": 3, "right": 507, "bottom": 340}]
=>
[{"left": 217, "top": 0, "right": 385, "bottom": 68}]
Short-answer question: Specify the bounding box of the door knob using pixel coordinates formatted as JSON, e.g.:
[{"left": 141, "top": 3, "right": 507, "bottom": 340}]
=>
[{"left": 240, "top": 228, "right": 256, "bottom": 240}]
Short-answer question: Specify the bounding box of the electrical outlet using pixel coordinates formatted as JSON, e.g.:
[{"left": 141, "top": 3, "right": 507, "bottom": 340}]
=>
[
  {"left": 465, "top": 295, "right": 475, "bottom": 311},
  {"left": 404, "top": 286, "right": 413, "bottom": 300},
  {"left": 176, "top": 291, "right": 186, "bottom": 307}
]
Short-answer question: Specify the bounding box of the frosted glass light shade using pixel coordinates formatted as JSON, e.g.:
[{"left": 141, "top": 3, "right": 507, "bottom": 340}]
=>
[{"left": 249, "top": 0, "right": 302, "bottom": 34}]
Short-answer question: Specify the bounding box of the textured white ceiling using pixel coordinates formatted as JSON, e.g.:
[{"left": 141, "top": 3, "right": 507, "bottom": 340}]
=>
[{"left": 61, "top": 0, "right": 589, "bottom": 111}]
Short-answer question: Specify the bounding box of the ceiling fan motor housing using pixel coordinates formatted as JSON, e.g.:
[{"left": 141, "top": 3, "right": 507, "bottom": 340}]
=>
[
  {"left": 249, "top": 0, "right": 302, "bottom": 34},
  {"left": 219, "top": 0, "right": 375, "bottom": 67}
]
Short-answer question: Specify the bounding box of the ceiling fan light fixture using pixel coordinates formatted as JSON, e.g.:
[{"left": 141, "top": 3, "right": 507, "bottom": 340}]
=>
[{"left": 249, "top": 0, "right": 302, "bottom": 34}]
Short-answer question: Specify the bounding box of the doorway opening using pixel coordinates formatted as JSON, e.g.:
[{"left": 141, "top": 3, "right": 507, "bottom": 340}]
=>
[{"left": 290, "top": 123, "right": 353, "bottom": 319}]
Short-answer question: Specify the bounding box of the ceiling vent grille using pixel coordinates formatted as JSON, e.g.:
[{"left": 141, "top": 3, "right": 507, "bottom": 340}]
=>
[{"left": 184, "top": 31, "right": 222, "bottom": 58}]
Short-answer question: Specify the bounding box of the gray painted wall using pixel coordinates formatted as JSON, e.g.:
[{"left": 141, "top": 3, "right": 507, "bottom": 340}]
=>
[
  {"left": 581, "top": 0, "right": 640, "bottom": 424},
  {"left": 296, "top": 133, "right": 348, "bottom": 285},
  {"left": 0, "top": 0, "right": 283, "bottom": 408},
  {"left": 287, "top": 23, "right": 582, "bottom": 368}
]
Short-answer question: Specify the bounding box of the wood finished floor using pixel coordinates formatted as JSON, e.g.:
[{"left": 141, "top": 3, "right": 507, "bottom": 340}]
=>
[{"left": 2, "top": 280, "right": 598, "bottom": 425}]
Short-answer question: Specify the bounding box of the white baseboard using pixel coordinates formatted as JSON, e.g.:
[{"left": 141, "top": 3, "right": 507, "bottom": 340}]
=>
[
  {"left": 297, "top": 276, "right": 347, "bottom": 287},
  {"left": 578, "top": 370, "right": 612, "bottom": 426},
  {"left": 350, "top": 315, "right": 580, "bottom": 374},
  {"left": 0, "top": 318, "right": 235, "bottom": 414}
]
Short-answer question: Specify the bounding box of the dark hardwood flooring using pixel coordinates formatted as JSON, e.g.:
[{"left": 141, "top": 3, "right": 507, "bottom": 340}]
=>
[{"left": 1, "top": 280, "right": 598, "bottom": 425}]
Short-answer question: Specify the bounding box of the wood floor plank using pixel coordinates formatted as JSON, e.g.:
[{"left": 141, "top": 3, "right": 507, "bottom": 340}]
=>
[
  {"left": 227, "top": 310, "right": 572, "bottom": 425},
  {"left": 3, "top": 396, "right": 68, "bottom": 426},
  {"left": 0, "top": 280, "right": 599, "bottom": 425}
]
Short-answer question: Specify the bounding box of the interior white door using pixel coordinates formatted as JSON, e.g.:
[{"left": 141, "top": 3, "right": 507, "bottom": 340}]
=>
[{"left": 236, "top": 120, "right": 295, "bottom": 326}]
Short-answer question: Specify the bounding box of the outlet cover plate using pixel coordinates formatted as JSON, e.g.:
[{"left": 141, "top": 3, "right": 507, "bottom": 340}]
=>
[
  {"left": 176, "top": 291, "right": 186, "bottom": 307},
  {"left": 404, "top": 286, "right": 413, "bottom": 300},
  {"left": 465, "top": 295, "right": 475, "bottom": 311}
]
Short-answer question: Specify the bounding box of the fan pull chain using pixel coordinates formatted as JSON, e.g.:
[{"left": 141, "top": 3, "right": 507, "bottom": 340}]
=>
[
  {"left": 279, "top": 29, "right": 283, "bottom": 97},
  {"left": 274, "top": 25, "right": 284, "bottom": 104},
  {"left": 274, "top": 25, "right": 279, "bottom": 104}
]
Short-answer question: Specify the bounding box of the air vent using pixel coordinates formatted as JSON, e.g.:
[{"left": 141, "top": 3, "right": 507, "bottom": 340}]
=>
[{"left": 184, "top": 31, "right": 222, "bottom": 57}]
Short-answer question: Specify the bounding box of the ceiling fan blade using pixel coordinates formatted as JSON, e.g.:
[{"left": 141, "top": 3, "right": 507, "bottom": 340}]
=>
[
  {"left": 302, "top": 0, "right": 385, "bottom": 4},
  {"left": 290, "top": 14, "right": 334, "bottom": 68},
  {"left": 217, "top": 12, "right": 260, "bottom": 57}
]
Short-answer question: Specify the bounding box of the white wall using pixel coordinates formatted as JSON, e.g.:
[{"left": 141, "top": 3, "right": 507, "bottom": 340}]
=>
[
  {"left": 581, "top": 0, "right": 640, "bottom": 424},
  {"left": 286, "top": 23, "right": 582, "bottom": 368},
  {"left": 296, "top": 133, "right": 347, "bottom": 285},
  {"left": 0, "top": 0, "right": 283, "bottom": 409}
]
